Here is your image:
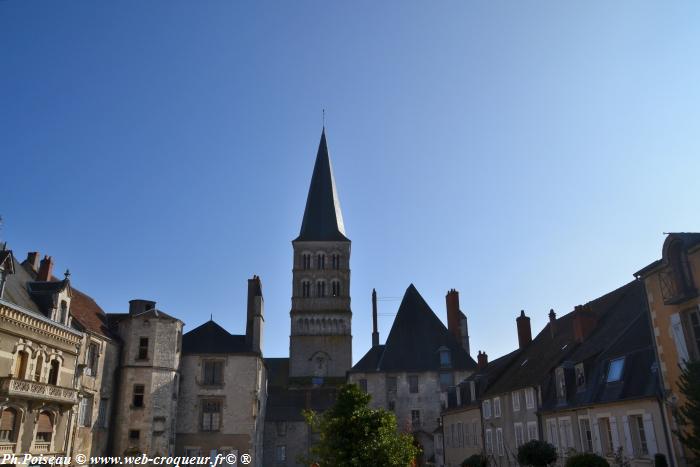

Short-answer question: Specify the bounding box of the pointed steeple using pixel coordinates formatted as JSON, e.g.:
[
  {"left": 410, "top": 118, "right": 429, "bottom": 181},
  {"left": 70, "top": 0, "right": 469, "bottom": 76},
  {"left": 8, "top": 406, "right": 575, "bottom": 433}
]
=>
[{"left": 295, "top": 129, "right": 349, "bottom": 242}]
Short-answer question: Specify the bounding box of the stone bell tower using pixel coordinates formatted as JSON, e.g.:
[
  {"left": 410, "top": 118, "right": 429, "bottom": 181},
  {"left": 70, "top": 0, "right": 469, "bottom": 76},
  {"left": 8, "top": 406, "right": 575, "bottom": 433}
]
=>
[{"left": 289, "top": 129, "right": 352, "bottom": 379}]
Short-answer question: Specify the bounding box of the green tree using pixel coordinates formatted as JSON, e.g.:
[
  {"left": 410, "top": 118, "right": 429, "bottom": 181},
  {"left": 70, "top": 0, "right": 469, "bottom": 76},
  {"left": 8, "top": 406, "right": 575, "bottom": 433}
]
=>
[
  {"left": 517, "top": 440, "right": 558, "bottom": 466},
  {"left": 303, "top": 384, "right": 419, "bottom": 467},
  {"left": 565, "top": 453, "right": 610, "bottom": 467},
  {"left": 461, "top": 453, "right": 488, "bottom": 467},
  {"left": 676, "top": 360, "right": 700, "bottom": 466}
]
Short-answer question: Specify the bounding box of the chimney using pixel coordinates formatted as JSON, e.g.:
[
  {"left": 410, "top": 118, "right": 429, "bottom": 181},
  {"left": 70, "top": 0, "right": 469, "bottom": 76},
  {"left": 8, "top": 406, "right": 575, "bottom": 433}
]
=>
[
  {"left": 246, "top": 275, "right": 264, "bottom": 353},
  {"left": 26, "top": 252, "right": 40, "bottom": 272},
  {"left": 549, "top": 309, "right": 557, "bottom": 338},
  {"left": 36, "top": 256, "right": 54, "bottom": 281},
  {"left": 371, "top": 289, "right": 379, "bottom": 347},
  {"left": 573, "top": 304, "right": 597, "bottom": 343},
  {"left": 446, "top": 289, "right": 470, "bottom": 354},
  {"left": 477, "top": 350, "right": 488, "bottom": 370},
  {"left": 129, "top": 299, "right": 156, "bottom": 315},
  {"left": 516, "top": 310, "right": 532, "bottom": 349}
]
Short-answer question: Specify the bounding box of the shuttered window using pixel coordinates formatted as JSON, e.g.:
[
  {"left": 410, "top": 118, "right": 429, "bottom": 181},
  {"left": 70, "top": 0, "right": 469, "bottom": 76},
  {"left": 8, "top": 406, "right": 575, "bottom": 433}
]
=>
[
  {"left": 0, "top": 408, "right": 17, "bottom": 442},
  {"left": 36, "top": 412, "right": 53, "bottom": 442}
]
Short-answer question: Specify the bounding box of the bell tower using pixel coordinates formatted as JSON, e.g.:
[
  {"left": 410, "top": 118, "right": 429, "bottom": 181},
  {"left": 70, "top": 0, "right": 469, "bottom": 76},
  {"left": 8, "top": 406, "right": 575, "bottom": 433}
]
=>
[{"left": 289, "top": 129, "right": 352, "bottom": 379}]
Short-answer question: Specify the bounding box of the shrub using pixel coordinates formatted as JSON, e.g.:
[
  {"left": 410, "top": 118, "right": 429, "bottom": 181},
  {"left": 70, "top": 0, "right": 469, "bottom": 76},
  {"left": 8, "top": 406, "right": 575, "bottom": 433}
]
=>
[
  {"left": 565, "top": 453, "right": 610, "bottom": 467},
  {"left": 461, "top": 454, "right": 488, "bottom": 467},
  {"left": 517, "top": 440, "right": 558, "bottom": 466}
]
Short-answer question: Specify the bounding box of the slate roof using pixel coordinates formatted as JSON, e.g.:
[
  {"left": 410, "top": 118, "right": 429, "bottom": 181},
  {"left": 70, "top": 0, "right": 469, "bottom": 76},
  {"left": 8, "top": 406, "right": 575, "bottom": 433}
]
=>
[
  {"left": 182, "top": 320, "right": 251, "bottom": 354},
  {"left": 294, "top": 129, "right": 349, "bottom": 242},
  {"left": 265, "top": 386, "right": 339, "bottom": 422},
  {"left": 2, "top": 256, "right": 43, "bottom": 314},
  {"left": 484, "top": 281, "right": 633, "bottom": 397},
  {"left": 350, "top": 284, "right": 477, "bottom": 373},
  {"left": 265, "top": 357, "right": 290, "bottom": 388}
]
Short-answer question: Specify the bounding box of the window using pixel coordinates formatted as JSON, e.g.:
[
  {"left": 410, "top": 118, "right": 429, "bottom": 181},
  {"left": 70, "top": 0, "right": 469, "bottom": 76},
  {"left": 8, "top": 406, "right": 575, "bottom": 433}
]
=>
[
  {"left": 558, "top": 418, "right": 574, "bottom": 449},
  {"left": 473, "top": 421, "right": 479, "bottom": 445},
  {"left": 556, "top": 367, "right": 566, "bottom": 401},
  {"left": 203, "top": 360, "right": 224, "bottom": 386},
  {"left": 86, "top": 343, "right": 99, "bottom": 377},
  {"left": 457, "top": 423, "right": 464, "bottom": 447},
  {"left": 630, "top": 415, "right": 649, "bottom": 457},
  {"left": 331, "top": 280, "right": 341, "bottom": 297},
  {"left": 302, "top": 281, "right": 311, "bottom": 297},
  {"left": 97, "top": 398, "right": 109, "bottom": 428},
  {"left": 59, "top": 300, "right": 68, "bottom": 324},
  {"left": 14, "top": 350, "right": 28, "bottom": 380},
  {"left": 482, "top": 400, "right": 492, "bottom": 419},
  {"left": 607, "top": 357, "right": 625, "bottom": 382},
  {"left": 302, "top": 254, "right": 311, "bottom": 270},
  {"left": 598, "top": 417, "right": 615, "bottom": 455},
  {"left": 137, "top": 337, "right": 149, "bottom": 360},
  {"left": 48, "top": 360, "right": 59, "bottom": 385},
  {"left": 579, "top": 418, "right": 593, "bottom": 452},
  {"left": 387, "top": 376, "right": 397, "bottom": 394},
  {"left": 129, "top": 430, "right": 140, "bottom": 440},
  {"left": 35, "top": 411, "right": 53, "bottom": 443},
  {"left": 0, "top": 408, "right": 18, "bottom": 442},
  {"left": 201, "top": 400, "right": 222, "bottom": 431},
  {"left": 439, "top": 372, "right": 453, "bottom": 390},
  {"left": 359, "top": 379, "right": 368, "bottom": 393},
  {"left": 34, "top": 355, "right": 43, "bottom": 382},
  {"left": 332, "top": 254, "right": 341, "bottom": 269},
  {"left": 408, "top": 375, "right": 419, "bottom": 393},
  {"left": 525, "top": 387, "right": 535, "bottom": 409},
  {"left": 512, "top": 390, "right": 521, "bottom": 411},
  {"left": 317, "top": 254, "right": 325, "bottom": 270},
  {"left": 275, "top": 445, "right": 286, "bottom": 462},
  {"left": 78, "top": 396, "right": 93, "bottom": 427},
  {"left": 316, "top": 281, "right": 326, "bottom": 297},
  {"left": 514, "top": 423, "right": 524, "bottom": 447},
  {"left": 527, "top": 421, "right": 539, "bottom": 441},
  {"left": 448, "top": 424, "right": 454, "bottom": 447},
  {"left": 496, "top": 428, "right": 504, "bottom": 456},
  {"left": 547, "top": 419, "right": 559, "bottom": 448},
  {"left": 575, "top": 363, "right": 586, "bottom": 392},
  {"left": 411, "top": 410, "right": 421, "bottom": 428},
  {"left": 388, "top": 400, "right": 395, "bottom": 411},
  {"left": 683, "top": 307, "right": 700, "bottom": 360},
  {"left": 493, "top": 397, "right": 502, "bottom": 417},
  {"left": 485, "top": 429, "right": 493, "bottom": 454},
  {"left": 132, "top": 384, "right": 145, "bottom": 407},
  {"left": 439, "top": 348, "right": 451, "bottom": 367}
]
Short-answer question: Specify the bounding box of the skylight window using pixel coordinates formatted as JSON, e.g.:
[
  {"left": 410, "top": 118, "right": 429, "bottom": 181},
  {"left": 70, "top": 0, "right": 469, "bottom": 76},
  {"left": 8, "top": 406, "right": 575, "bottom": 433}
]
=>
[
  {"left": 607, "top": 357, "right": 625, "bottom": 382},
  {"left": 561, "top": 344, "right": 568, "bottom": 350}
]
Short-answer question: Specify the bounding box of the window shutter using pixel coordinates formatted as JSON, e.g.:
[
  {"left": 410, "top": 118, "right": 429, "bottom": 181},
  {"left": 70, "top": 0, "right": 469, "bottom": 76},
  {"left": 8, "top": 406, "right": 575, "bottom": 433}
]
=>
[
  {"left": 37, "top": 412, "right": 53, "bottom": 433},
  {"left": 0, "top": 409, "right": 16, "bottom": 431},
  {"left": 609, "top": 417, "right": 620, "bottom": 452},
  {"left": 591, "top": 419, "right": 602, "bottom": 454},
  {"left": 621, "top": 416, "right": 634, "bottom": 456},
  {"left": 671, "top": 313, "right": 690, "bottom": 367},
  {"left": 642, "top": 413, "right": 658, "bottom": 455}
]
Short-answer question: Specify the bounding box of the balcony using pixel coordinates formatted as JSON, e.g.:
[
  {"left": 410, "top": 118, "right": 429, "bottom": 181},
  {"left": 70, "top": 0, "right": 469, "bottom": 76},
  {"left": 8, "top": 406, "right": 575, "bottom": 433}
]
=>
[
  {"left": 32, "top": 442, "right": 51, "bottom": 453},
  {"left": 0, "top": 443, "right": 16, "bottom": 454},
  {"left": 0, "top": 377, "right": 78, "bottom": 405}
]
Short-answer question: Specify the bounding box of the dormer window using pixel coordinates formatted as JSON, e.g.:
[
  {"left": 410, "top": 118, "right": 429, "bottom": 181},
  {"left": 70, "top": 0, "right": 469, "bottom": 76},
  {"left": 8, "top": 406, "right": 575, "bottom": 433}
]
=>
[
  {"left": 606, "top": 357, "right": 625, "bottom": 383},
  {"left": 439, "top": 347, "right": 451, "bottom": 368},
  {"left": 575, "top": 363, "right": 586, "bottom": 392},
  {"left": 59, "top": 300, "right": 68, "bottom": 324},
  {"left": 555, "top": 367, "right": 566, "bottom": 401}
]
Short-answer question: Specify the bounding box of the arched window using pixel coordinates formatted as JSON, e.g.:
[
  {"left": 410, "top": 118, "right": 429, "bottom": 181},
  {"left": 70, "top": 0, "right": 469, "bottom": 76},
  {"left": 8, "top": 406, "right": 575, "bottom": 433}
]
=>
[
  {"left": 332, "top": 254, "right": 341, "bottom": 270},
  {"left": 34, "top": 355, "right": 43, "bottom": 382},
  {"left": 48, "top": 360, "right": 60, "bottom": 386},
  {"left": 35, "top": 411, "right": 53, "bottom": 443},
  {"left": 331, "top": 280, "right": 341, "bottom": 297},
  {"left": 302, "top": 254, "right": 311, "bottom": 270},
  {"left": 317, "top": 254, "right": 325, "bottom": 270},
  {"left": 302, "top": 281, "right": 311, "bottom": 298},
  {"left": 0, "top": 408, "right": 18, "bottom": 442},
  {"left": 316, "top": 281, "right": 326, "bottom": 298},
  {"left": 59, "top": 301, "right": 68, "bottom": 324},
  {"left": 14, "top": 351, "right": 29, "bottom": 380}
]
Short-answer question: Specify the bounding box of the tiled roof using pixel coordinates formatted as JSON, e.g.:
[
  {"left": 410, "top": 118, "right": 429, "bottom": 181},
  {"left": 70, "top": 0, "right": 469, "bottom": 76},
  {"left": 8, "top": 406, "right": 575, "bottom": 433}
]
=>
[
  {"left": 294, "top": 129, "right": 349, "bottom": 242},
  {"left": 182, "top": 320, "right": 250, "bottom": 354},
  {"left": 350, "top": 284, "right": 477, "bottom": 373},
  {"left": 69, "top": 287, "right": 116, "bottom": 339}
]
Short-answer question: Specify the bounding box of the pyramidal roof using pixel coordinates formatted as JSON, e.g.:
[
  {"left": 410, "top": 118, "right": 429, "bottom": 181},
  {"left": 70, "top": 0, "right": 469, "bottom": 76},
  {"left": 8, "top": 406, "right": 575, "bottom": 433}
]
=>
[
  {"left": 294, "top": 129, "right": 349, "bottom": 242},
  {"left": 351, "top": 284, "right": 477, "bottom": 372}
]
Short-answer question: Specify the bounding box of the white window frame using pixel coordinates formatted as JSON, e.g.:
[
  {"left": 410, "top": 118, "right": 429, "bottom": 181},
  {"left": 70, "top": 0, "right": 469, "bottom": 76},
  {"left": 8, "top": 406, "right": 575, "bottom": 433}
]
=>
[
  {"left": 482, "top": 400, "right": 492, "bottom": 419},
  {"left": 547, "top": 418, "right": 559, "bottom": 448},
  {"left": 579, "top": 416, "right": 593, "bottom": 452},
  {"left": 527, "top": 421, "right": 539, "bottom": 441},
  {"left": 525, "top": 387, "right": 535, "bottom": 409},
  {"left": 496, "top": 428, "right": 504, "bottom": 456},
  {"left": 512, "top": 390, "right": 521, "bottom": 412},
  {"left": 493, "top": 397, "right": 502, "bottom": 418},
  {"left": 485, "top": 429, "right": 493, "bottom": 454},
  {"left": 514, "top": 422, "right": 524, "bottom": 448}
]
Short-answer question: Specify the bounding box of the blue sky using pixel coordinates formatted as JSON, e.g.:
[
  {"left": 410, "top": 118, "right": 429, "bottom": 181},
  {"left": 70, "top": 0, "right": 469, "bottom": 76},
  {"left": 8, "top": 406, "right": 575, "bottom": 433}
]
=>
[{"left": 2, "top": 1, "right": 699, "bottom": 361}]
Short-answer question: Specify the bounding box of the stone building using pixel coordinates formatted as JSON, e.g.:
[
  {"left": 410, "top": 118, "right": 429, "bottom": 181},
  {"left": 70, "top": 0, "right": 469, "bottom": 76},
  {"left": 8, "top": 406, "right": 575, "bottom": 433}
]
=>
[
  {"left": 108, "top": 299, "right": 183, "bottom": 457},
  {"left": 636, "top": 232, "right": 700, "bottom": 467},
  {"left": 175, "top": 276, "right": 266, "bottom": 467},
  {"left": 263, "top": 129, "right": 353, "bottom": 466},
  {"left": 348, "top": 285, "right": 477, "bottom": 466}
]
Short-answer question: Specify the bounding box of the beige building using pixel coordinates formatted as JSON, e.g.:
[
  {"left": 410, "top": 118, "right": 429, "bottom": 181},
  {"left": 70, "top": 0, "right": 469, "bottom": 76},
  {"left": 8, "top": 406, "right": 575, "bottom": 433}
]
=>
[
  {"left": 176, "top": 276, "right": 266, "bottom": 467},
  {"left": 636, "top": 232, "right": 700, "bottom": 467}
]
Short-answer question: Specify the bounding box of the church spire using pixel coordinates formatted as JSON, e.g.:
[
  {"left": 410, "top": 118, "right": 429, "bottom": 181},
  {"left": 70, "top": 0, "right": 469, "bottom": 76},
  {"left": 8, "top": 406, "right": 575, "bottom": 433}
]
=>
[{"left": 295, "top": 129, "right": 349, "bottom": 242}]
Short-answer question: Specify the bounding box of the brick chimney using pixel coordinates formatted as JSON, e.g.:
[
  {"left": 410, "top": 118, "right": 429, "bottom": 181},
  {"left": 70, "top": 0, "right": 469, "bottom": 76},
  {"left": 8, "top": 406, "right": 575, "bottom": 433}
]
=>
[
  {"left": 26, "top": 252, "right": 40, "bottom": 272},
  {"left": 477, "top": 351, "right": 488, "bottom": 370},
  {"left": 516, "top": 310, "right": 532, "bottom": 349},
  {"left": 36, "top": 256, "right": 54, "bottom": 281},
  {"left": 573, "top": 304, "right": 597, "bottom": 343},
  {"left": 549, "top": 309, "right": 557, "bottom": 338},
  {"left": 246, "top": 275, "right": 264, "bottom": 353},
  {"left": 446, "top": 289, "right": 470, "bottom": 354}
]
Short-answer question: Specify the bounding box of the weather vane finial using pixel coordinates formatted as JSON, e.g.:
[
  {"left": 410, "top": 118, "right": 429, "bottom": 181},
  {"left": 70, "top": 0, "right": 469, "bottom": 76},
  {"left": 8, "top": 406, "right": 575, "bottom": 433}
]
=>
[{"left": 322, "top": 108, "right": 325, "bottom": 129}]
